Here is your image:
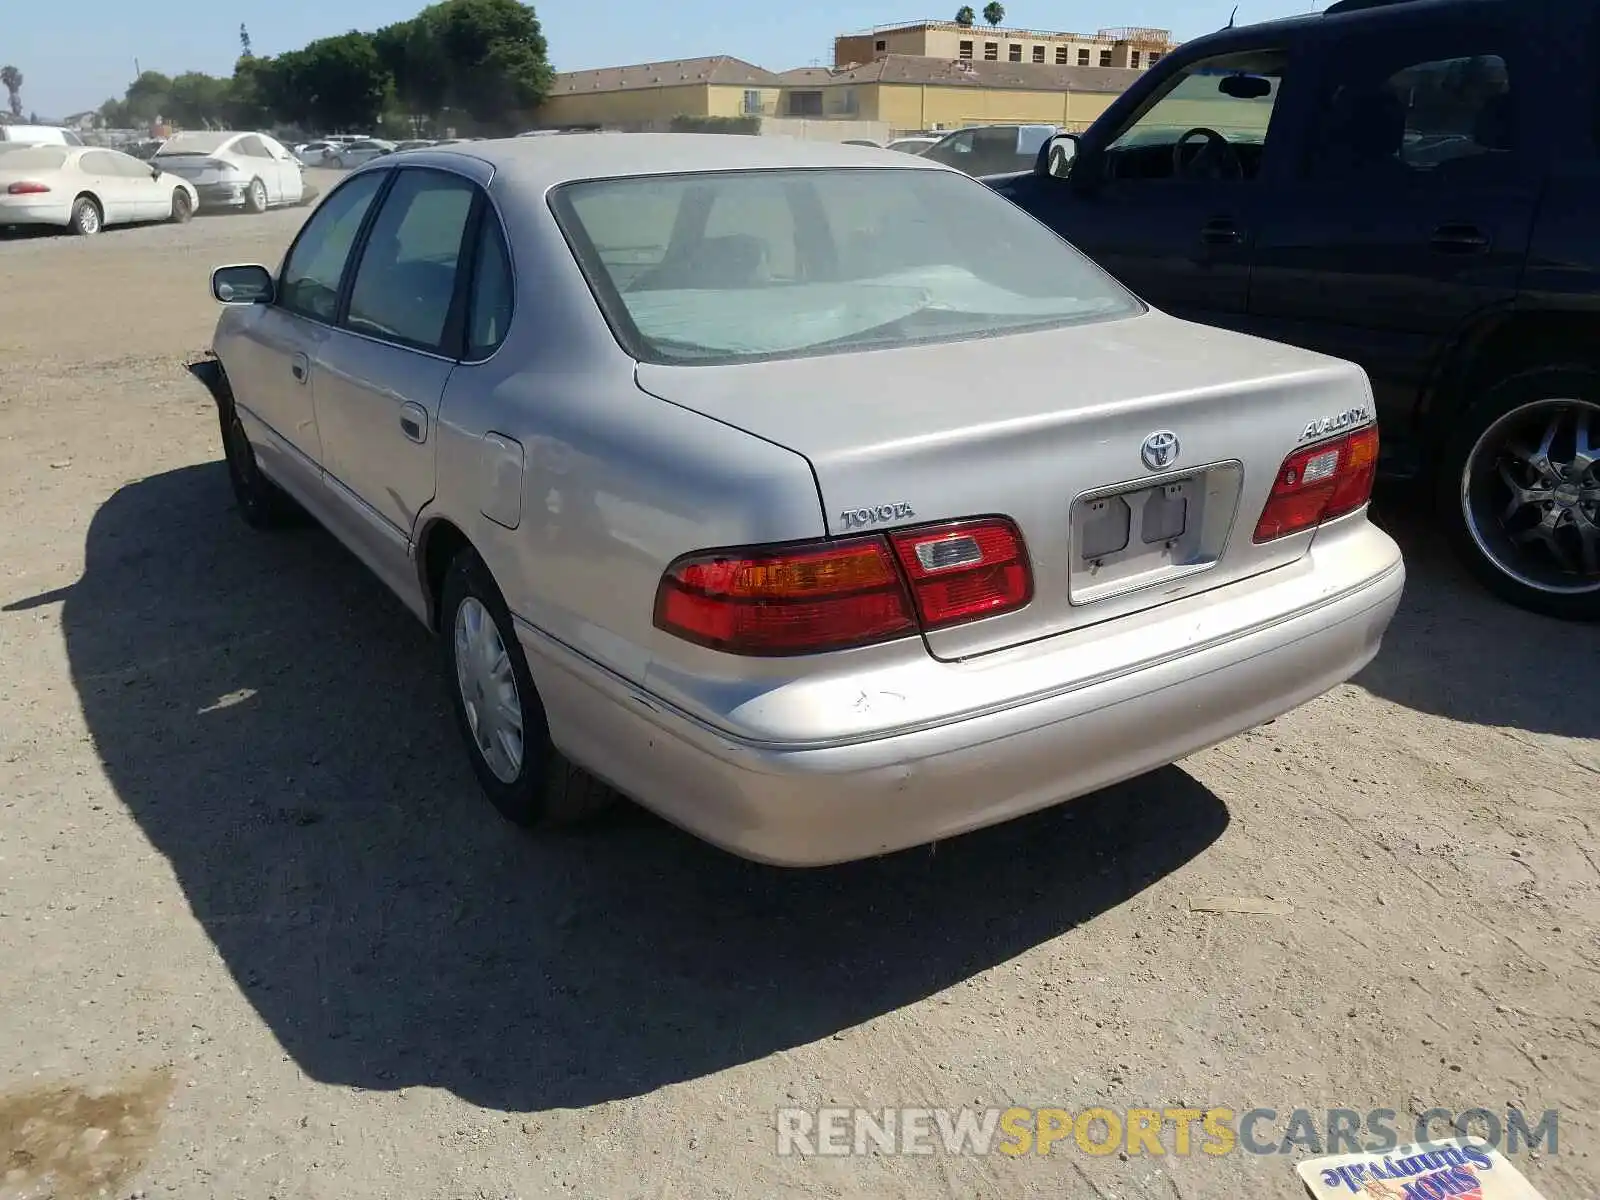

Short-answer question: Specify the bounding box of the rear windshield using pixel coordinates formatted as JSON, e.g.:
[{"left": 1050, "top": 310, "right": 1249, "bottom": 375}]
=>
[
  {"left": 553, "top": 166, "right": 1139, "bottom": 365},
  {"left": 156, "top": 132, "right": 232, "bottom": 156},
  {"left": 0, "top": 146, "right": 70, "bottom": 169}
]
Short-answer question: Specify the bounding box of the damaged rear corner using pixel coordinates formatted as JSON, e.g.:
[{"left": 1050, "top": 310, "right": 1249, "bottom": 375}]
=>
[{"left": 185, "top": 352, "right": 233, "bottom": 413}]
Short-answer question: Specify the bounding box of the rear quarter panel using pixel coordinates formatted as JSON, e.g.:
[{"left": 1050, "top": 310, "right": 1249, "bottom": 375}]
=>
[{"left": 423, "top": 178, "right": 826, "bottom": 690}]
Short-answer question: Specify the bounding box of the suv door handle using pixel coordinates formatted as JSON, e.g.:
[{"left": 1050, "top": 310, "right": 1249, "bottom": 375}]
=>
[
  {"left": 1200, "top": 217, "right": 1243, "bottom": 246},
  {"left": 290, "top": 352, "right": 308, "bottom": 383},
  {"left": 1430, "top": 223, "right": 1490, "bottom": 253}
]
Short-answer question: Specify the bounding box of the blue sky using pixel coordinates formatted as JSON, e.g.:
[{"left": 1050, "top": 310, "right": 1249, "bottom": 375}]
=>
[{"left": 8, "top": 0, "right": 1320, "bottom": 118}]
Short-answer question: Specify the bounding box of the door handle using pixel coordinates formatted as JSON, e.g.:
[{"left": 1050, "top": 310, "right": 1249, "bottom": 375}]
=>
[
  {"left": 1430, "top": 223, "right": 1490, "bottom": 253},
  {"left": 290, "top": 352, "right": 308, "bottom": 383},
  {"left": 1200, "top": 217, "right": 1243, "bottom": 246},
  {"left": 399, "top": 402, "right": 428, "bottom": 444}
]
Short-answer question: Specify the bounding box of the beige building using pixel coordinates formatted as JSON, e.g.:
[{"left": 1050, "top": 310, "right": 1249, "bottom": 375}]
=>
[
  {"left": 835, "top": 20, "right": 1175, "bottom": 72},
  {"left": 779, "top": 56, "right": 1140, "bottom": 133},
  {"left": 536, "top": 56, "right": 782, "bottom": 129}
]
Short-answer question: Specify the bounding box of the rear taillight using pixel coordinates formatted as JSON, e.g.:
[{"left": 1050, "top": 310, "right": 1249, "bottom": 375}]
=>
[
  {"left": 1254, "top": 425, "right": 1379, "bottom": 543},
  {"left": 6, "top": 181, "right": 50, "bottom": 195},
  {"left": 654, "top": 516, "right": 1032, "bottom": 655},
  {"left": 654, "top": 536, "right": 917, "bottom": 655},
  {"left": 888, "top": 518, "right": 1032, "bottom": 629}
]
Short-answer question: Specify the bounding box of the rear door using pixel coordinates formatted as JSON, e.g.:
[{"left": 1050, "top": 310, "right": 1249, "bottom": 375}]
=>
[
  {"left": 1246, "top": 0, "right": 1545, "bottom": 451},
  {"left": 1029, "top": 42, "right": 1301, "bottom": 322},
  {"left": 313, "top": 167, "right": 480, "bottom": 558},
  {"left": 231, "top": 135, "right": 279, "bottom": 203}
]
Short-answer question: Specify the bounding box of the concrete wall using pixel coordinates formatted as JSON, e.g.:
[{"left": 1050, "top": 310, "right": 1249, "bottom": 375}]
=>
[
  {"left": 759, "top": 117, "right": 892, "bottom": 143},
  {"left": 873, "top": 84, "right": 1118, "bottom": 133}
]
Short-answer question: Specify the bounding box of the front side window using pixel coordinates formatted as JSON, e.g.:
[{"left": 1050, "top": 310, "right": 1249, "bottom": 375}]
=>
[
  {"left": 1308, "top": 41, "right": 1517, "bottom": 181},
  {"left": 555, "top": 167, "right": 1140, "bottom": 366},
  {"left": 344, "top": 169, "right": 476, "bottom": 353},
  {"left": 277, "top": 170, "right": 387, "bottom": 322},
  {"left": 1102, "top": 48, "right": 1287, "bottom": 182}
]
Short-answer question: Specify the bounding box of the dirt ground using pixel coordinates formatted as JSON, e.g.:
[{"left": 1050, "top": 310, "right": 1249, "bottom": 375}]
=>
[{"left": 1, "top": 170, "right": 1597, "bottom": 1200}]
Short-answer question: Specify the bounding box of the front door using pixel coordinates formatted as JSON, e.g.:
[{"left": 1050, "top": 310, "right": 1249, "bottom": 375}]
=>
[
  {"left": 313, "top": 167, "right": 479, "bottom": 551},
  {"left": 223, "top": 169, "right": 390, "bottom": 490},
  {"left": 1246, "top": 0, "right": 1544, "bottom": 463},
  {"left": 261, "top": 135, "right": 304, "bottom": 205},
  {"left": 1031, "top": 44, "right": 1300, "bottom": 324}
]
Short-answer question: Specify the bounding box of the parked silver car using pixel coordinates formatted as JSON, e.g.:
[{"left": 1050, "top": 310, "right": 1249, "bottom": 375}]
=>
[{"left": 190, "top": 135, "right": 1404, "bottom": 866}]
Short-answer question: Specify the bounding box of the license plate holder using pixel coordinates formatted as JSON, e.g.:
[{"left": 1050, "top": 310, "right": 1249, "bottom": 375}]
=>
[{"left": 1069, "top": 462, "right": 1242, "bottom": 606}]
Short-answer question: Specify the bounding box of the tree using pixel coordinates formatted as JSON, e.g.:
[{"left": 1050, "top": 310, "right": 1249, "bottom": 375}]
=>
[
  {"left": 124, "top": 70, "right": 173, "bottom": 123},
  {"left": 0, "top": 66, "right": 22, "bottom": 119},
  {"left": 167, "top": 71, "right": 231, "bottom": 128},
  {"left": 281, "top": 32, "right": 391, "bottom": 131},
  {"left": 982, "top": 2, "right": 1005, "bottom": 26},
  {"left": 954, "top": 6, "right": 975, "bottom": 26},
  {"left": 414, "top": 0, "right": 553, "bottom": 130},
  {"left": 239, "top": 23, "right": 253, "bottom": 57}
]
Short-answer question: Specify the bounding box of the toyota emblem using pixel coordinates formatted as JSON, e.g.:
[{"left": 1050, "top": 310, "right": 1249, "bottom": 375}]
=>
[{"left": 1140, "top": 430, "right": 1180, "bottom": 471}]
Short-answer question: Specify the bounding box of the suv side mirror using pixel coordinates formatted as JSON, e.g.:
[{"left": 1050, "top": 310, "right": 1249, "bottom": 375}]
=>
[
  {"left": 1035, "top": 132, "right": 1081, "bottom": 180},
  {"left": 211, "top": 264, "right": 275, "bottom": 305}
]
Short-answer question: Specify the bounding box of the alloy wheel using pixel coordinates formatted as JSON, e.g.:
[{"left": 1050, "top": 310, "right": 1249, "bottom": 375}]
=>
[{"left": 1461, "top": 398, "right": 1600, "bottom": 595}]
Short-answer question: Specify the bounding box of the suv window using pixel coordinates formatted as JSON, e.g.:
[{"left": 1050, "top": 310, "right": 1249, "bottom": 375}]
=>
[
  {"left": 278, "top": 170, "right": 387, "bottom": 322},
  {"left": 1102, "top": 49, "right": 1287, "bottom": 181},
  {"left": 1308, "top": 36, "right": 1519, "bottom": 182},
  {"left": 344, "top": 169, "right": 477, "bottom": 353}
]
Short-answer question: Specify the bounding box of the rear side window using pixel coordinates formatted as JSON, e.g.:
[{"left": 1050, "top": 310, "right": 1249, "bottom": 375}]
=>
[
  {"left": 466, "top": 216, "right": 514, "bottom": 357},
  {"left": 80, "top": 150, "right": 120, "bottom": 175},
  {"left": 278, "top": 170, "right": 387, "bottom": 322},
  {"left": 234, "top": 136, "right": 270, "bottom": 158},
  {"left": 1305, "top": 21, "right": 1523, "bottom": 182},
  {"left": 344, "top": 169, "right": 477, "bottom": 353}
]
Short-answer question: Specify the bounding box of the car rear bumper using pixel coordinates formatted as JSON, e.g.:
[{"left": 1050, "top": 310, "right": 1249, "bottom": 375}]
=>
[
  {"left": 0, "top": 197, "right": 70, "bottom": 225},
  {"left": 519, "top": 518, "right": 1404, "bottom": 867},
  {"left": 192, "top": 181, "right": 250, "bottom": 209}
]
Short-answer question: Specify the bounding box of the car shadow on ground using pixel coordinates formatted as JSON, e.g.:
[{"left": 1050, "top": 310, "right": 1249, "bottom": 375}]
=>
[
  {"left": 1355, "top": 489, "right": 1598, "bottom": 741},
  {"left": 29, "top": 461, "right": 1229, "bottom": 1113}
]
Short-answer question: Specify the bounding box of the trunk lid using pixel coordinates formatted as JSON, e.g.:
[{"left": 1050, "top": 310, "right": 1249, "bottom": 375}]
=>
[{"left": 635, "top": 309, "right": 1375, "bottom": 661}]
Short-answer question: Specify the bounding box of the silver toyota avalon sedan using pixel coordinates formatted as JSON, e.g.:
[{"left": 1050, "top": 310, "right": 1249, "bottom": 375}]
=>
[{"left": 190, "top": 134, "right": 1404, "bottom": 866}]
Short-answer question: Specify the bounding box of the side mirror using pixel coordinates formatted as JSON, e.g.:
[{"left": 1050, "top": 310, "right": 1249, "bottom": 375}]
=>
[
  {"left": 211, "top": 264, "right": 275, "bottom": 305},
  {"left": 1219, "top": 73, "right": 1273, "bottom": 100},
  {"left": 1035, "top": 132, "right": 1080, "bottom": 179},
  {"left": 150, "top": 164, "right": 162, "bottom": 178}
]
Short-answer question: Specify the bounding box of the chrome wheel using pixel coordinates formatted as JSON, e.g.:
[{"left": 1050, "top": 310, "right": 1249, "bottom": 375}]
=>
[
  {"left": 1461, "top": 398, "right": 1600, "bottom": 595},
  {"left": 74, "top": 200, "right": 100, "bottom": 235},
  {"left": 453, "top": 596, "right": 524, "bottom": 784}
]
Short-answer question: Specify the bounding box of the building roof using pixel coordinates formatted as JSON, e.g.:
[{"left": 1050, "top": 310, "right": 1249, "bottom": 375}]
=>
[
  {"left": 776, "top": 67, "right": 836, "bottom": 84},
  {"left": 802, "top": 54, "right": 1142, "bottom": 93},
  {"left": 549, "top": 55, "right": 781, "bottom": 96},
  {"left": 843, "top": 19, "right": 1173, "bottom": 45}
]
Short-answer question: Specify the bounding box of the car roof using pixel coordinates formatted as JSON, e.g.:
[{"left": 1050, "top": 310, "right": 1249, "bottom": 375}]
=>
[{"left": 430, "top": 132, "right": 946, "bottom": 190}]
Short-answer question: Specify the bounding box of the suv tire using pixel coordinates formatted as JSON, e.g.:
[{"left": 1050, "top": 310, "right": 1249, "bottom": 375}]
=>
[{"left": 1437, "top": 364, "right": 1600, "bottom": 621}]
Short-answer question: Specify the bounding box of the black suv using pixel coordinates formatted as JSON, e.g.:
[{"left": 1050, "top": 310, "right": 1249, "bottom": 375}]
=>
[{"left": 988, "top": 0, "right": 1599, "bottom": 620}]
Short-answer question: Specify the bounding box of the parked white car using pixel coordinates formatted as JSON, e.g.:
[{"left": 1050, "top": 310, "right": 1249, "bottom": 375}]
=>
[
  {"left": 151, "top": 131, "right": 304, "bottom": 213},
  {"left": 0, "top": 124, "right": 86, "bottom": 146},
  {"left": 0, "top": 144, "right": 199, "bottom": 234},
  {"left": 326, "top": 139, "right": 395, "bottom": 168},
  {"left": 886, "top": 136, "right": 939, "bottom": 154}
]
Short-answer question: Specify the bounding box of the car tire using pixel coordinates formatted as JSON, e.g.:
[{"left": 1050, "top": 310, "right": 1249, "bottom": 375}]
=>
[
  {"left": 218, "top": 403, "right": 301, "bottom": 529},
  {"left": 328, "top": 157, "right": 344, "bottom": 170},
  {"left": 440, "top": 549, "right": 616, "bottom": 829},
  {"left": 169, "top": 188, "right": 194, "bottom": 223},
  {"left": 244, "top": 178, "right": 268, "bottom": 214},
  {"left": 1437, "top": 364, "right": 1600, "bottom": 621},
  {"left": 70, "top": 195, "right": 102, "bottom": 236}
]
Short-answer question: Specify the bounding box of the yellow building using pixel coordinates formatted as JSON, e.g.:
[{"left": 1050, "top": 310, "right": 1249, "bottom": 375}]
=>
[
  {"left": 536, "top": 56, "right": 782, "bottom": 130},
  {"left": 835, "top": 20, "right": 1175, "bottom": 72},
  {"left": 779, "top": 55, "right": 1141, "bottom": 133}
]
